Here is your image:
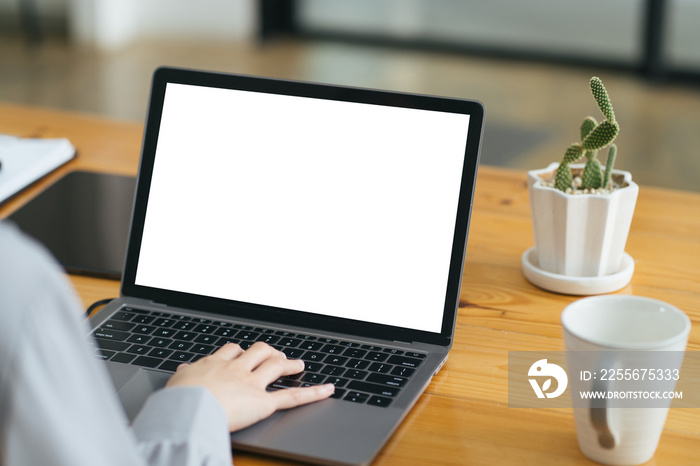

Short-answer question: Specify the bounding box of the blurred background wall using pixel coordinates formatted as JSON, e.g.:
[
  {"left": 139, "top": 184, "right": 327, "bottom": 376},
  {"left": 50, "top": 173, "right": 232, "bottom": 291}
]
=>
[
  {"left": 67, "top": 0, "right": 256, "bottom": 49},
  {"left": 296, "top": 0, "right": 700, "bottom": 72},
  {"left": 1, "top": 0, "right": 699, "bottom": 191}
]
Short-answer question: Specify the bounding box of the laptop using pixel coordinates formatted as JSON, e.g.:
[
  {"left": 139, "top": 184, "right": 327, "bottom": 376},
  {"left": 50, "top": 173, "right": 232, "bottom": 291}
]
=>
[{"left": 88, "top": 66, "right": 484, "bottom": 465}]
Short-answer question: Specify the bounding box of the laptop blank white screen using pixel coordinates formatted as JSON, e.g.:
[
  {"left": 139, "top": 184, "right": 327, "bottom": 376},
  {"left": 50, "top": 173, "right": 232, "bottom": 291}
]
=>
[{"left": 135, "top": 83, "right": 470, "bottom": 333}]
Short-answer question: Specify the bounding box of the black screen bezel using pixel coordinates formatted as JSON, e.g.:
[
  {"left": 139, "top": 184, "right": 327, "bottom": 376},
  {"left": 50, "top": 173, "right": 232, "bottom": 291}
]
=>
[{"left": 121, "top": 66, "right": 484, "bottom": 347}]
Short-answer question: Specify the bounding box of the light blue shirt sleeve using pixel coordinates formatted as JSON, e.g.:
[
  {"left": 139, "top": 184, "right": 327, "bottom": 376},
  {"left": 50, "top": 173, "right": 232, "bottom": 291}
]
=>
[{"left": 0, "top": 222, "right": 233, "bottom": 466}]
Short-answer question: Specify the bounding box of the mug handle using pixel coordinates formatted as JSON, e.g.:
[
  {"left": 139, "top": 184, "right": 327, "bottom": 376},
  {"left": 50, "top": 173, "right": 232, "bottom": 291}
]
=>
[{"left": 590, "top": 356, "right": 619, "bottom": 449}]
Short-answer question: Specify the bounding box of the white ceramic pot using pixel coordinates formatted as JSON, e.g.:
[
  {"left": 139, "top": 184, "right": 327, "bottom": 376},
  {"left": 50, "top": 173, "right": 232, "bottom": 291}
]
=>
[{"left": 527, "top": 162, "right": 638, "bottom": 277}]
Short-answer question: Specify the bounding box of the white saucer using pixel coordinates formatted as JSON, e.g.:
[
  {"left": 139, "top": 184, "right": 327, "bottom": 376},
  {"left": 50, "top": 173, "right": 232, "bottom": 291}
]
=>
[{"left": 521, "top": 247, "right": 634, "bottom": 295}]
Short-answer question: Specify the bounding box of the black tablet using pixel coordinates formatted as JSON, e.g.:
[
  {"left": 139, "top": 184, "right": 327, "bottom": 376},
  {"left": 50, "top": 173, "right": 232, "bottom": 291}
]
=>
[{"left": 8, "top": 171, "right": 136, "bottom": 278}]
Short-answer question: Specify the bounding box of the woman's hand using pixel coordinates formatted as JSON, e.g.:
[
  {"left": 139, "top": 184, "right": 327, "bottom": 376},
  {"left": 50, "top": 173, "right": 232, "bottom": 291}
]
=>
[{"left": 166, "top": 342, "right": 334, "bottom": 432}]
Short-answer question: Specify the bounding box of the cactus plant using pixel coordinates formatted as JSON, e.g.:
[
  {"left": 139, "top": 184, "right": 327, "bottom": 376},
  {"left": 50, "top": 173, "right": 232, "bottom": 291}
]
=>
[{"left": 554, "top": 77, "right": 620, "bottom": 192}]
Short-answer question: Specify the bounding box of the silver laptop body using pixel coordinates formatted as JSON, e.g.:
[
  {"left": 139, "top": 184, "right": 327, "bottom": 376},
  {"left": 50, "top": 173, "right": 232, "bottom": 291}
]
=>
[{"left": 89, "top": 67, "right": 484, "bottom": 466}]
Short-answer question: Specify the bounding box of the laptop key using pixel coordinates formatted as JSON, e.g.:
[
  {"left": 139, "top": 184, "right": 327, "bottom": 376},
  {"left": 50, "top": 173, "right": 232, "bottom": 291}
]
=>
[
  {"left": 257, "top": 334, "right": 280, "bottom": 345},
  {"left": 148, "top": 348, "right": 172, "bottom": 358},
  {"left": 174, "top": 321, "right": 195, "bottom": 331},
  {"left": 126, "top": 345, "right": 150, "bottom": 355},
  {"left": 215, "top": 338, "right": 241, "bottom": 347},
  {"left": 325, "top": 377, "right": 349, "bottom": 387},
  {"left": 278, "top": 337, "right": 301, "bottom": 347},
  {"left": 133, "top": 325, "right": 156, "bottom": 335},
  {"left": 94, "top": 338, "right": 130, "bottom": 352},
  {"left": 132, "top": 356, "right": 161, "bottom": 368},
  {"left": 405, "top": 352, "right": 427, "bottom": 359},
  {"left": 330, "top": 388, "right": 347, "bottom": 399},
  {"left": 169, "top": 351, "right": 194, "bottom": 362},
  {"left": 94, "top": 329, "right": 129, "bottom": 341},
  {"left": 345, "top": 369, "right": 368, "bottom": 380},
  {"left": 152, "top": 318, "right": 175, "bottom": 327},
  {"left": 302, "top": 351, "right": 325, "bottom": 362},
  {"left": 344, "top": 392, "right": 369, "bottom": 403},
  {"left": 320, "top": 365, "right": 345, "bottom": 376},
  {"left": 368, "top": 362, "right": 391, "bottom": 374},
  {"left": 317, "top": 338, "right": 339, "bottom": 344},
  {"left": 366, "top": 373, "right": 407, "bottom": 388},
  {"left": 174, "top": 331, "right": 196, "bottom": 341},
  {"left": 322, "top": 345, "right": 345, "bottom": 354},
  {"left": 269, "top": 378, "right": 301, "bottom": 390},
  {"left": 325, "top": 355, "right": 348, "bottom": 366},
  {"left": 152, "top": 328, "right": 176, "bottom": 338},
  {"left": 301, "top": 373, "right": 326, "bottom": 384},
  {"left": 194, "top": 324, "right": 216, "bottom": 334},
  {"left": 299, "top": 341, "right": 324, "bottom": 351},
  {"left": 387, "top": 355, "right": 423, "bottom": 368},
  {"left": 126, "top": 334, "right": 149, "bottom": 344},
  {"left": 343, "top": 348, "right": 367, "bottom": 358},
  {"left": 347, "top": 381, "right": 399, "bottom": 398},
  {"left": 111, "top": 311, "right": 137, "bottom": 321},
  {"left": 191, "top": 344, "right": 214, "bottom": 355},
  {"left": 281, "top": 348, "right": 304, "bottom": 359},
  {"left": 102, "top": 320, "right": 135, "bottom": 331},
  {"left": 368, "top": 396, "right": 393, "bottom": 407},
  {"left": 214, "top": 327, "right": 235, "bottom": 338},
  {"left": 237, "top": 331, "right": 261, "bottom": 341},
  {"left": 346, "top": 359, "right": 370, "bottom": 370},
  {"left": 131, "top": 315, "right": 155, "bottom": 324},
  {"left": 169, "top": 341, "right": 193, "bottom": 351},
  {"left": 365, "top": 351, "right": 388, "bottom": 362},
  {"left": 194, "top": 334, "right": 218, "bottom": 344},
  {"left": 149, "top": 337, "right": 173, "bottom": 348},
  {"left": 303, "top": 361, "right": 323, "bottom": 373},
  {"left": 361, "top": 345, "right": 384, "bottom": 352},
  {"left": 95, "top": 349, "right": 115, "bottom": 360},
  {"left": 158, "top": 360, "right": 181, "bottom": 372},
  {"left": 390, "top": 366, "right": 415, "bottom": 377},
  {"left": 110, "top": 352, "right": 136, "bottom": 364}
]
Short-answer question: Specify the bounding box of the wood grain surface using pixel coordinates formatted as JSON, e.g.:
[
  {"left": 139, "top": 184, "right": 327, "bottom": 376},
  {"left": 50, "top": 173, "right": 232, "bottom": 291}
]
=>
[{"left": 1, "top": 102, "right": 698, "bottom": 465}]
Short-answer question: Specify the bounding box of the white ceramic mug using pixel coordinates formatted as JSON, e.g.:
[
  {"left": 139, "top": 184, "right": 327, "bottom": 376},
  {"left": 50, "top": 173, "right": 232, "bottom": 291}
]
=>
[{"left": 561, "top": 296, "right": 691, "bottom": 466}]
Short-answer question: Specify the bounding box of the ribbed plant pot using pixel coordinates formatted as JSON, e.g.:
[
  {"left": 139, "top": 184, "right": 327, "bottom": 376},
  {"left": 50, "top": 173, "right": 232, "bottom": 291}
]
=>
[{"left": 527, "top": 162, "right": 638, "bottom": 277}]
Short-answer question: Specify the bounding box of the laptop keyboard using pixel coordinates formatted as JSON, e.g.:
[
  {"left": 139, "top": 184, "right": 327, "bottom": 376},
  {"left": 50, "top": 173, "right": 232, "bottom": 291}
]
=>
[{"left": 89, "top": 307, "right": 427, "bottom": 408}]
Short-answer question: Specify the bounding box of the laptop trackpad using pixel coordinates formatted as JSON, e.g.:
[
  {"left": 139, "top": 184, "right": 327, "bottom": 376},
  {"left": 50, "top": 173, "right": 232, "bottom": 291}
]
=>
[{"left": 117, "top": 369, "right": 170, "bottom": 422}]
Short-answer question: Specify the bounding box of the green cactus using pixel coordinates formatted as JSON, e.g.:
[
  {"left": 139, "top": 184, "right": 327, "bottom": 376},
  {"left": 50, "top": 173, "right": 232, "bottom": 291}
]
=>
[
  {"left": 554, "top": 77, "right": 620, "bottom": 192},
  {"left": 554, "top": 144, "right": 582, "bottom": 190},
  {"left": 580, "top": 116, "right": 597, "bottom": 140},
  {"left": 603, "top": 144, "right": 617, "bottom": 189}
]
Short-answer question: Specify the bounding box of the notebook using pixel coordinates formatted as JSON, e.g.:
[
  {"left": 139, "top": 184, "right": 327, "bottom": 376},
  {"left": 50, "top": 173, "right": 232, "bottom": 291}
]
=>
[
  {"left": 89, "top": 66, "right": 484, "bottom": 466},
  {"left": 0, "top": 135, "right": 75, "bottom": 205}
]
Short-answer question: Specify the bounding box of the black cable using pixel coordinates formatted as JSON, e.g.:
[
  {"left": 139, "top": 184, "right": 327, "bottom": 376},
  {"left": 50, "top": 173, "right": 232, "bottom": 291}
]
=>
[{"left": 85, "top": 298, "right": 115, "bottom": 318}]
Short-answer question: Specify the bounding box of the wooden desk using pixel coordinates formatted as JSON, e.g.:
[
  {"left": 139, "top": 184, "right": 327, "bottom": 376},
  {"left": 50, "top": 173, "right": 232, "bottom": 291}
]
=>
[{"left": 1, "top": 102, "right": 698, "bottom": 465}]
